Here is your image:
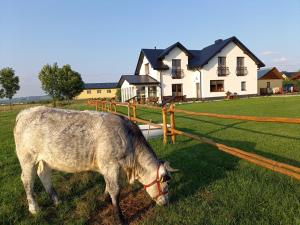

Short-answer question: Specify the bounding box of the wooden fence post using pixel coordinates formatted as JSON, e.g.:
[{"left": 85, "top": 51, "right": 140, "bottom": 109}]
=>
[
  {"left": 128, "top": 102, "right": 131, "bottom": 120},
  {"left": 132, "top": 102, "right": 137, "bottom": 122},
  {"left": 95, "top": 101, "right": 98, "bottom": 111},
  {"left": 162, "top": 106, "right": 168, "bottom": 144},
  {"left": 113, "top": 101, "right": 116, "bottom": 112},
  {"left": 109, "top": 101, "right": 112, "bottom": 112},
  {"left": 170, "top": 103, "right": 176, "bottom": 144}
]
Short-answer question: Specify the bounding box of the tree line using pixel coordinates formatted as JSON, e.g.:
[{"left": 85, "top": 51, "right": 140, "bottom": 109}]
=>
[{"left": 0, "top": 63, "right": 84, "bottom": 107}]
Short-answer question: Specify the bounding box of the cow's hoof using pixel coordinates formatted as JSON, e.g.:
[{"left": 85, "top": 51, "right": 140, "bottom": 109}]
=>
[
  {"left": 114, "top": 217, "right": 126, "bottom": 225},
  {"left": 54, "top": 199, "right": 61, "bottom": 207},
  {"left": 29, "top": 204, "right": 40, "bottom": 215}
]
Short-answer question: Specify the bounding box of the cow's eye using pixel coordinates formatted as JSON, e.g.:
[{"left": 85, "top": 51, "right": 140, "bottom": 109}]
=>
[{"left": 161, "top": 174, "right": 171, "bottom": 183}]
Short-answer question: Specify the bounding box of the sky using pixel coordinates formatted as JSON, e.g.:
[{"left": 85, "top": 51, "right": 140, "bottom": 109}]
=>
[{"left": 0, "top": 0, "right": 300, "bottom": 98}]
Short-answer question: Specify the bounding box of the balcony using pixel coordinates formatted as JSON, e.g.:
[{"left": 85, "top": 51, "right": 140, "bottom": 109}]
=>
[
  {"left": 236, "top": 67, "right": 248, "bottom": 76},
  {"left": 171, "top": 69, "right": 184, "bottom": 79},
  {"left": 217, "top": 66, "right": 230, "bottom": 76}
]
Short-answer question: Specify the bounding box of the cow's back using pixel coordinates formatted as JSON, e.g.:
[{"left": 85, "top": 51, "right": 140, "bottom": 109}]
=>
[{"left": 14, "top": 106, "right": 129, "bottom": 173}]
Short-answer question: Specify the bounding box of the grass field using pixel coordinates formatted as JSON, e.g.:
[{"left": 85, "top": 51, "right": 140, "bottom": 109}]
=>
[{"left": 0, "top": 96, "right": 300, "bottom": 225}]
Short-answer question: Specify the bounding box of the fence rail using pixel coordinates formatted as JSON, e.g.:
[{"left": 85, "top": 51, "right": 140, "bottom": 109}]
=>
[{"left": 87, "top": 99, "right": 300, "bottom": 181}]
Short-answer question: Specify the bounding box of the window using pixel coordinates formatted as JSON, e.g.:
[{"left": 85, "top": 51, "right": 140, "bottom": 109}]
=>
[
  {"left": 87, "top": 90, "right": 91, "bottom": 94},
  {"left": 210, "top": 80, "right": 224, "bottom": 92},
  {"left": 267, "top": 82, "right": 271, "bottom": 88},
  {"left": 172, "top": 59, "right": 181, "bottom": 69},
  {"left": 97, "top": 90, "right": 101, "bottom": 93},
  {"left": 145, "top": 63, "right": 150, "bottom": 75},
  {"left": 136, "top": 86, "right": 146, "bottom": 98},
  {"left": 236, "top": 57, "right": 247, "bottom": 76},
  {"left": 237, "top": 57, "right": 244, "bottom": 67},
  {"left": 218, "top": 57, "right": 226, "bottom": 67},
  {"left": 172, "top": 59, "right": 182, "bottom": 78},
  {"left": 107, "top": 89, "right": 111, "bottom": 93},
  {"left": 241, "top": 81, "right": 246, "bottom": 91},
  {"left": 172, "top": 84, "right": 183, "bottom": 96},
  {"left": 148, "top": 86, "right": 157, "bottom": 97},
  {"left": 218, "top": 57, "right": 229, "bottom": 76}
]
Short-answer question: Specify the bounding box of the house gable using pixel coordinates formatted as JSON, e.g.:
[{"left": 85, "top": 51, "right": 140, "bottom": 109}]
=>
[
  {"left": 134, "top": 36, "right": 264, "bottom": 75},
  {"left": 258, "top": 68, "right": 283, "bottom": 80},
  {"left": 189, "top": 36, "right": 265, "bottom": 68}
]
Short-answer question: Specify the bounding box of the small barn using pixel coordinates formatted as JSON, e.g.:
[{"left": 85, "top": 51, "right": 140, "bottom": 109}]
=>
[
  {"left": 258, "top": 67, "right": 283, "bottom": 95},
  {"left": 76, "top": 82, "right": 118, "bottom": 99}
]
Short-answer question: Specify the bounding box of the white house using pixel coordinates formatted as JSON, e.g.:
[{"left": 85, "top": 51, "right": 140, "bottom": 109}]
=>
[{"left": 118, "top": 36, "right": 265, "bottom": 102}]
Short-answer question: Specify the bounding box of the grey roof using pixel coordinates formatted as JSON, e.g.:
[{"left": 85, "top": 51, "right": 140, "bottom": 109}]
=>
[
  {"left": 158, "top": 42, "right": 193, "bottom": 59},
  {"left": 118, "top": 75, "right": 159, "bottom": 87},
  {"left": 135, "top": 36, "right": 265, "bottom": 74},
  {"left": 282, "top": 71, "right": 297, "bottom": 78},
  {"left": 84, "top": 83, "right": 118, "bottom": 89},
  {"left": 258, "top": 68, "right": 273, "bottom": 79}
]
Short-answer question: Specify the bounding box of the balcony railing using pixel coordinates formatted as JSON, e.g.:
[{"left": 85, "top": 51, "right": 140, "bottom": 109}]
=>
[
  {"left": 171, "top": 69, "right": 184, "bottom": 79},
  {"left": 236, "top": 66, "right": 248, "bottom": 76},
  {"left": 217, "top": 66, "right": 230, "bottom": 76}
]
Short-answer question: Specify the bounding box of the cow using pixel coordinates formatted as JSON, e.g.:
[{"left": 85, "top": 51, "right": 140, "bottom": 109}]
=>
[{"left": 14, "top": 106, "right": 178, "bottom": 224}]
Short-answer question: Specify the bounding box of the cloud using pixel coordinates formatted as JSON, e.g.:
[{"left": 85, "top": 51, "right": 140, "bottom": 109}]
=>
[
  {"left": 273, "top": 57, "right": 288, "bottom": 62},
  {"left": 260, "top": 51, "right": 279, "bottom": 56}
]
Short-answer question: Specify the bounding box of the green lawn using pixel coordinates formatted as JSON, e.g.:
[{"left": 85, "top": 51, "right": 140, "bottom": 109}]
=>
[{"left": 0, "top": 96, "right": 300, "bottom": 225}]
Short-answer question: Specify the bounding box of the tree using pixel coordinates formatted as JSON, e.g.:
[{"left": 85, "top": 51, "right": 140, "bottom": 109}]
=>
[
  {"left": 115, "top": 88, "right": 121, "bottom": 101},
  {"left": 39, "top": 63, "right": 84, "bottom": 106},
  {"left": 0, "top": 67, "right": 20, "bottom": 108},
  {"left": 59, "top": 65, "right": 84, "bottom": 101},
  {"left": 38, "top": 63, "right": 61, "bottom": 107}
]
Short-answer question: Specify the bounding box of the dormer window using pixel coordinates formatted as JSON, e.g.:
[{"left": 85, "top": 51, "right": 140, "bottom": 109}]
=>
[
  {"left": 236, "top": 57, "right": 248, "bottom": 76},
  {"left": 218, "top": 57, "right": 229, "bottom": 76},
  {"left": 145, "top": 63, "right": 150, "bottom": 75},
  {"left": 172, "top": 59, "right": 183, "bottom": 79}
]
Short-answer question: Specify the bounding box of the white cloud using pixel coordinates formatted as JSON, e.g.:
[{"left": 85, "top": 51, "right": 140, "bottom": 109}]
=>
[
  {"left": 273, "top": 57, "right": 288, "bottom": 62},
  {"left": 260, "top": 51, "right": 279, "bottom": 56}
]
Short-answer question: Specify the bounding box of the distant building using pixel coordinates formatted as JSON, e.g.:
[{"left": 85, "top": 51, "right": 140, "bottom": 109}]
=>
[
  {"left": 118, "top": 36, "right": 265, "bottom": 102},
  {"left": 281, "top": 71, "right": 300, "bottom": 80},
  {"left": 257, "top": 67, "right": 283, "bottom": 95},
  {"left": 76, "top": 83, "right": 118, "bottom": 99}
]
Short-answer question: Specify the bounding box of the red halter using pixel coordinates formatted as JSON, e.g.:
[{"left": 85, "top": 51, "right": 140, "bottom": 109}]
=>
[{"left": 143, "top": 164, "right": 168, "bottom": 200}]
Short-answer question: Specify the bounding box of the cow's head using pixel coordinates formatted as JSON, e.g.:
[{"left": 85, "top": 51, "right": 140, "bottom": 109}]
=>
[{"left": 143, "top": 161, "right": 178, "bottom": 206}]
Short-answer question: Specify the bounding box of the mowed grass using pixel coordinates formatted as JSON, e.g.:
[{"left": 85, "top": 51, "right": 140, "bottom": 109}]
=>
[{"left": 0, "top": 96, "right": 300, "bottom": 225}]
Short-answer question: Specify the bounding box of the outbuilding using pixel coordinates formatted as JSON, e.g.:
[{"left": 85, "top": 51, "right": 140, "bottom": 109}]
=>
[{"left": 257, "top": 67, "right": 283, "bottom": 95}]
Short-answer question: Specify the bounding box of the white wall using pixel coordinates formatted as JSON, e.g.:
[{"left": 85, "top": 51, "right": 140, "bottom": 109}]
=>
[
  {"left": 139, "top": 56, "right": 160, "bottom": 81},
  {"left": 137, "top": 42, "right": 259, "bottom": 100},
  {"left": 121, "top": 80, "right": 136, "bottom": 102},
  {"left": 201, "top": 42, "right": 258, "bottom": 98},
  {"left": 160, "top": 47, "right": 200, "bottom": 98}
]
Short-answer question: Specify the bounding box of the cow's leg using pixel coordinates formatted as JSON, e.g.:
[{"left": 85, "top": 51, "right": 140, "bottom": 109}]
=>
[
  {"left": 37, "top": 161, "right": 60, "bottom": 206},
  {"left": 21, "top": 163, "right": 40, "bottom": 214},
  {"left": 104, "top": 165, "right": 125, "bottom": 225},
  {"left": 103, "top": 180, "right": 112, "bottom": 203}
]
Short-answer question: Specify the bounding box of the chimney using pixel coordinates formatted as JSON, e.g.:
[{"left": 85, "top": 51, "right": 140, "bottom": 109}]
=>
[{"left": 215, "top": 39, "right": 223, "bottom": 44}]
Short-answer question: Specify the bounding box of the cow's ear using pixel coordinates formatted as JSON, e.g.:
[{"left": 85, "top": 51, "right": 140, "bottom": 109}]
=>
[{"left": 164, "top": 161, "right": 179, "bottom": 173}]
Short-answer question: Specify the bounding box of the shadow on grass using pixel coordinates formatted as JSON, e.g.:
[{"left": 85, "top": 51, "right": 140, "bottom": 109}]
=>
[
  {"left": 162, "top": 140, "right": 241, "bottom": 204},
  {"left": 135, "top": 108, "right": 300, "bottom": 141}
]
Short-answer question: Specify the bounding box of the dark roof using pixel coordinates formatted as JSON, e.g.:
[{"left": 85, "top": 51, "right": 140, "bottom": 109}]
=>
[
  {"left": 118, "top": 75, "right": 159, "bottom": 87},
  {"left": 84, "top": 83, "right": 118, "bottom": 89},
  {"left": 258, "top": 68, "right": 273, "bottom": 79},
  {"left": 282, "top": 71, "right": 298, "bottom": 78},
  {"left": 134, "top": 49, "right": 168, "bottom": 74},
  {"left": 135, "top": 36, "right": 265, "bottom": 74},
  {"left": 158, "top": 42, "right": 193, "bottom": 59}
]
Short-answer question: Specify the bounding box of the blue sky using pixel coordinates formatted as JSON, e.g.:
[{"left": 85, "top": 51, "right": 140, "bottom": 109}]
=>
[{"left": 1, "top": 0, "right": 299, "bottom": 97}]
